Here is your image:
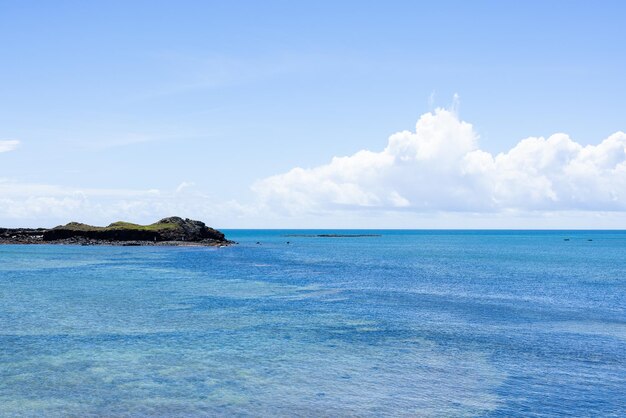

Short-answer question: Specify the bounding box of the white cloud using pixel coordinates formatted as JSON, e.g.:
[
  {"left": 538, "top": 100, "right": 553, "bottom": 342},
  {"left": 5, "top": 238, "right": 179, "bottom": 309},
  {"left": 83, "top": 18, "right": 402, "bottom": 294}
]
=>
[
  {"left": 253, "top": 109, "right": 626, "bottom": 214},
  {"left": 0, "top": 140, "right": 19, "bottom": 153},
  {"left": 176, "top": 181, "right": 195, "bottom": 193},
  {"left": 3, "top": 109, "right": 626, "bottom": 229},
  {"left": 0, "top": 180, "right": 244, "bottom": 228}
]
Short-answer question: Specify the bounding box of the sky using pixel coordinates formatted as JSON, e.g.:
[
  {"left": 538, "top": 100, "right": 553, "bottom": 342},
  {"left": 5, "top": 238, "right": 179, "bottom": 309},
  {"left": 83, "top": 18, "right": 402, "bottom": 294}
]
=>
[{"left": 1, "top": 0, "right": 626, "bottom": 228}]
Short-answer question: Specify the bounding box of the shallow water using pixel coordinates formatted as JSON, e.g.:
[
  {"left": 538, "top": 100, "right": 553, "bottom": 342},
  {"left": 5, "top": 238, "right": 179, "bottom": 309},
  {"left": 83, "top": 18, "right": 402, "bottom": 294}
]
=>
[{"left": 1, "top": 230, "right": 625, "bottom": 416}]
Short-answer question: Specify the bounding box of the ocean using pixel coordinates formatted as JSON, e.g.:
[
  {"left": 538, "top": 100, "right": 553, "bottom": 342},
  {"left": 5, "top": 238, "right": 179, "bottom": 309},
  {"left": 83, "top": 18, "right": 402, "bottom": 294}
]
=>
[{"left": 0, "top": 230, "right": 624, "bottom": 417}]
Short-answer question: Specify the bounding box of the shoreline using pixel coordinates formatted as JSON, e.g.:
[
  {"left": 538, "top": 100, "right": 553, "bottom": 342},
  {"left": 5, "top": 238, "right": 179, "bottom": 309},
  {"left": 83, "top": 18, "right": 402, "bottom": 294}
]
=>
[
  {"left": 0, "top": 222, "right": 234, "bottom": 247},
  {"left": 0, "top": 239, "right": 233, "bottom": 247}
]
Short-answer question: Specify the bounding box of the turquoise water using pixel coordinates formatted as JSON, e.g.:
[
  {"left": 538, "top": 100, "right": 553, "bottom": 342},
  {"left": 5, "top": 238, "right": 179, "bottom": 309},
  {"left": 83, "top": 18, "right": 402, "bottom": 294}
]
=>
[{"left": 1, "top": 230, "right": 625, "bottom": 417}]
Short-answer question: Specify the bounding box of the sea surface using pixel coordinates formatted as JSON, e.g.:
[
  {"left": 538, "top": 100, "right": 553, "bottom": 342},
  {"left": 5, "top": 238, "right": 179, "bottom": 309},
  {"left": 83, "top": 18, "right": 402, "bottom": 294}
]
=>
[{"left": 0, "top": 230, "right": 625, "bottom": 417}]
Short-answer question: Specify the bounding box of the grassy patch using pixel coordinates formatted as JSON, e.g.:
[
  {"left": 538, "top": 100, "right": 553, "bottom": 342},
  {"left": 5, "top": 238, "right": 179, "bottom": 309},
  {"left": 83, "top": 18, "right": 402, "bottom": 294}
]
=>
[{"left": 58, "top": 221, "right": 178, "bottom": 232}]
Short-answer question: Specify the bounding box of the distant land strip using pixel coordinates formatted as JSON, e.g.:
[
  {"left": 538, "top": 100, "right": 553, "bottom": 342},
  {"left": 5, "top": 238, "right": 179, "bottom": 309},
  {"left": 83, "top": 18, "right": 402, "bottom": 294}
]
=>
[{"left": 283, "top": 234, "right": 382, "bottom": 238}]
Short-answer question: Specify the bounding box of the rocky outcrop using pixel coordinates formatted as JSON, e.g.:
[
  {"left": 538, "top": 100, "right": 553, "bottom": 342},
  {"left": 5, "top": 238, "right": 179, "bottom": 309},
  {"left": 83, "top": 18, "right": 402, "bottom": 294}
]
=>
[
  {"left": 147, "top": 217, "right": 226, "bottom": 242},
  {"left": 0, "top": 228, "right": 47, "bottom": 244},
  {"left": 1, "top": 217, "right": 230, "bottom": 246},
  {"left": 42, "top": 223, "right": 159, "bottom": 242}
]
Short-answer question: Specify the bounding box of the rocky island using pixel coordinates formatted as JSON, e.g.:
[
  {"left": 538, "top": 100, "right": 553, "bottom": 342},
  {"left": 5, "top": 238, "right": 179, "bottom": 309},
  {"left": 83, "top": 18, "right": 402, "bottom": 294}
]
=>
[{"left": 0, "top": 217, "right": 232, "bottom": 246}]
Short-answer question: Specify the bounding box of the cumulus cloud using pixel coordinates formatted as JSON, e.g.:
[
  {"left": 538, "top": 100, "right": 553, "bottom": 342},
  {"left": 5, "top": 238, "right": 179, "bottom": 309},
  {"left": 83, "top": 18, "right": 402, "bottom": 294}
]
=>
[
  {"left": 253, "top": 109, "right": 626, "bottom": 214},
  {"left": 0, "top": 140, "right": 19, "bottom": 153}
]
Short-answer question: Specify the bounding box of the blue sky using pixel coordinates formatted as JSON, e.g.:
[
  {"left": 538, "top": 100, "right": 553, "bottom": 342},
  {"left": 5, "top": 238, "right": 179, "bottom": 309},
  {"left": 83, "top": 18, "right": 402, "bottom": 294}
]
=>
[{"left": 1, "top": 1, "right": 626, "bottom": 228}]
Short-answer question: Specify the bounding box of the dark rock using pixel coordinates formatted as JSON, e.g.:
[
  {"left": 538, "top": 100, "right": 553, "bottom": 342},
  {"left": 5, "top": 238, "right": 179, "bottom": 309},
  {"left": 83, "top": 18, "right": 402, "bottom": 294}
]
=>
[
  {"left": 153, "top": 217, "right": 226, "bottom": 242},
  {"left": 0, "top": 228, "right": 46, "bottom": 244},
  {"left": 43, "top": 226, "right": 158, "bottom": 242}
]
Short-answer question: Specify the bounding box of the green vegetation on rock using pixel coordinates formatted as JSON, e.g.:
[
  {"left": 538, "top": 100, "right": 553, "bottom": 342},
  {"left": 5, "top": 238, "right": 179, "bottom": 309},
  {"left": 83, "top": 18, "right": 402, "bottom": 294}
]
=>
[
  {"left": 43, "top": 217, "right": 227, "bottom": 243},
  {"left": 60, "top": 220, "right": 178, "bottom": 232}
]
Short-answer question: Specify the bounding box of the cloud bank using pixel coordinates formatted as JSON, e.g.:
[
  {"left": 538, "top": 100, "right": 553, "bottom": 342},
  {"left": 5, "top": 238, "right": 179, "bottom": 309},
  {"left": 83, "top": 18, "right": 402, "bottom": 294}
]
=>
[
  {"left": 254, "top": 109, "right": 626, "bottom": 214},
  {"left": 0, "top": 140, "right": 19, "bottom": 153},
  {"left": 2, "top": 111, "right": 626, "bottom": 228},
  {"left": 0, "top": 180, "right": 246, "bottom": 228}
]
